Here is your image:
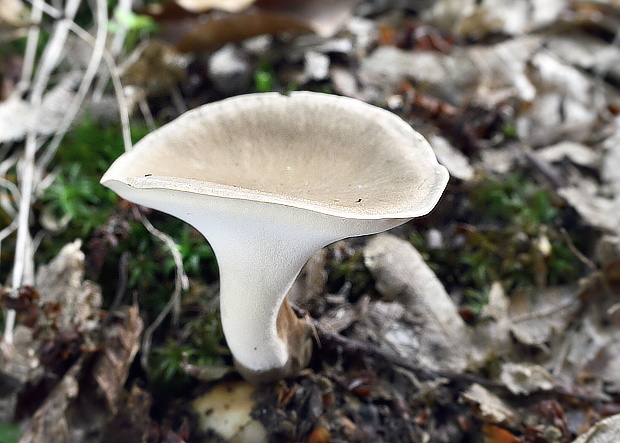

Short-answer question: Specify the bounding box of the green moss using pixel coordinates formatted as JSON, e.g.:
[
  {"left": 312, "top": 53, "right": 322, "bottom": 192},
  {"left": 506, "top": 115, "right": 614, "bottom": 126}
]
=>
[
  {"left": 254, "top": 61, "right": 277, "bottom": 93},
  {"left": 0, "top": 422, "right": 20, "bottom": 443},
  {"left": 410, "top": 173, "right": 583, "bottom": 314},
  {"left": 40, "top": 119, "right": 148, "bottom": 241},
  {"left": 328, "top": 250, "right": 374, "bottom": 300},
  {"left": 109, "top": 8, "right": 160, "bottom": 51},
  {"left": 463, "top": 174, "right": 581, "bottom": 291},
  {"left": 150, "top": 311, "right": 227, "bottom": 389}
]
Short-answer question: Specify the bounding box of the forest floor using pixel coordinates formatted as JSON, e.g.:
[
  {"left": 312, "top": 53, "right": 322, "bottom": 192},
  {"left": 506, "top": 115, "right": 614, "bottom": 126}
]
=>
[{"left": 1, "top": 0, "right": 620, "bottom": 442}]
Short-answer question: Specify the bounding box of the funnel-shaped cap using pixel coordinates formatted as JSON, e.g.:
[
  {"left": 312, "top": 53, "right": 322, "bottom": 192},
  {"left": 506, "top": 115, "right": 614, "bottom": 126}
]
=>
[{"left": 101, "top": 92, "right": 449, "bottom": 382}]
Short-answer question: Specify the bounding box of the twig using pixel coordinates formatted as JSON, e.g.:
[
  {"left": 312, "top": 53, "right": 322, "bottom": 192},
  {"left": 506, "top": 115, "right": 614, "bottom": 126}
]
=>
[
  {"left": 66, "top": 23, "right": 133, "bottom": 152},
  {"left": 110, "top": 0, "right": 132, "bottom": 57},
  {"left": 0, "top": 176, "right": 20, "bottom": 217},
  {"left": 108, "top": 251, "right": 130, "bottom": 315},
  {"left": 560, "top": 227, "right": 598, "bottom": 273},
  {"left": 293, "top": 306, "right": 611, "bottom": 404},
  {"left": 15, "top": 0, "right": 44, "bottom": 95},
  {"left": 92, "top": 0, "right": 131, "bottom": 102},
  {"left": 139, "top": 214, "right": 189, "bottom": 370},
  {"left": 38, "top": 0, "right": 109, "bottom": 172},
  {"left": 6, "top": 0, "right": 82, "bottom": 344},
  {"left": 27, "top": 0, "right": 132, "bottom": 153},
  {"left": 522, "top": 147, "right": 567, "bottom": 189}
]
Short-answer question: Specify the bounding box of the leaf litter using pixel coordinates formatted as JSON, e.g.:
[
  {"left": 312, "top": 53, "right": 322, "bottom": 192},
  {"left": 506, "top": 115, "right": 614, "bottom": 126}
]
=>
[{"left": 2, "top": 0, "right": 620, "bottom": 441}]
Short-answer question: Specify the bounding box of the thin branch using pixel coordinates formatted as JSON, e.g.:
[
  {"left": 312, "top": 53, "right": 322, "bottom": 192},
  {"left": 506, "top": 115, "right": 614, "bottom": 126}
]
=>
[
  {"left": 139, "top": 214, "right": 189, "bottom": 370},
  {"left": 66, "top": 23, "right": 133, "bottom": 152},
  {"left": 292, "top": 306, "right": 611, "bottom": 404},
  {"left": 6, "top": 0, "right": 85, "bottom": 343},
  {"left": 15, "top": 0, "right": 44, "bottom": 95},
  {"left": 108, "top": 251, "right": 130, "bottom": 315},
  {"left": 38, "top": 0, "right": 109, "bottom": 172}
]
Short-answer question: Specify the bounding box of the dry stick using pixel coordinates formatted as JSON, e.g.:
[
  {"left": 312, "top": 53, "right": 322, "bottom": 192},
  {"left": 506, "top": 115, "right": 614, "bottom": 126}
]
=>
[
  {"left": 108, "top": 251, "right": 130, "bottom": 315},
  {"left": 0, "top": 220, "right": 18, "bottom": 277},
  {"left": 66, "top": 24, "right": 133, "bottom": 152},
  {"left": 0, "top": 171, "right": 20, "bottom": 263},
  {"left": 560, "top": 227, "right": 598, "bottom": 273},
  {"left": 15, "top": 0, "right": 44, "bottom": 95},
  {"left": 0, "top": 177, "right": 20, "bottom": 218},
  {"left": 7, "top": 0, "right": 130, "bottom": 342},
  {"left": 37, "top": 0, "right": 109, "bottom": 172},
  {"left": 139, "top": 214, "right": 189, "bottom": 370},
  {"left": 522, "top": 147, "right": 567, "bottom": 189},
  {"left": 293, "top": 307, "right": 610, "bottom": 403},
  {"left": 21, "top": 0, "right": 132, "bottom": 157},
  {"left": 4, "top": 0, "right": 44, "bottom": 341},
  {"left": 6, "top": 0, "right": 85, "bottom": 343},
  {"left": 92, "top": 0, "right": 131, "bottom": 102}
]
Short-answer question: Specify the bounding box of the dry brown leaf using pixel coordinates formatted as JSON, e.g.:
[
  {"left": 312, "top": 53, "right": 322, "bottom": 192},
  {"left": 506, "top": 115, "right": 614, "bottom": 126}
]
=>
[
  {"left": 92, "top": 305, "right": 143, "bottom": 413},
  {"left": 482, "top": 423, "right": 525, "bottom": 443},
  {"left": 473, "top": 282, "right": 514, "bottom": 362},
  {"left": 101, "top": 384, "right": 153, "bottom": 442},
  {"left": 360, "top": 36, "right": 541, "bottom": 107},
  {"left": 255, "top": 0, "right": 361, "bottom": 37},
  {"left": 461, "top": 383, "right": 520, "bottom": 428},
  {"left": 515, "top": 51, "right": 618, "bottom": 146},
  {"left": 427, "top": 134, "right": 475, "bottom": 181},
  {"left": 172, "top": 11, "right": 312, "bottom": 52},
  {"left": 19, "top": 305, "right": 143, "bottom": 442},
  {"left": 572, "top": 413, "right": 620, "bottom": 443},
  {"left": 421, "top": 0, "right": 566, "bottom": 37},
  {"left": 0, "top": 76, "right": 79, "bottom": 142},
  {"left": 535, "top": 141, "right": 600, "bottom": 168},
  {"left": 559, "top": 187, "right": 620, "bottom": 236},
  {"left": 0, "top": 327, "right": 44, "bottom": 422},
  {"left": 121, "top": 39, "right": 190, "bottom": 97},
  {"left": 559, "top": 260, "right": 620, "bottom": 392},
  {"left": 508, "top": 286, "right": 581, "bottom": 347},
  {"left": 546, "top": 32, "right": 620, "bottom": 85},
  {"left": 158, "top": 0, "right": 359, "bottom": 53},
  {"left": 499, "top": 362, "right": 554, "bottom": 395},
  {"left": 35, "top": 240, "right": 102, "bottom": 331},
  {"left": 363, "top": 234, "right": 471, "bottom": 371},
  {"left": 364, "top": 234, "right": 466, "bottom": 333},
  {"left": 601, "top": 120, "right": 620, "bottom": 194},
  {"left": 19, "top": 357, "right": 84, "bottom": 443}
]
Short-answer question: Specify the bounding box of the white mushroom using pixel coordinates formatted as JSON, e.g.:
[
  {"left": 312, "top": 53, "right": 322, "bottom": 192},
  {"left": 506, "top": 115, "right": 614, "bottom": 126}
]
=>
[{"left": 101, "top": 92, "right": 449, "bottom": 382}]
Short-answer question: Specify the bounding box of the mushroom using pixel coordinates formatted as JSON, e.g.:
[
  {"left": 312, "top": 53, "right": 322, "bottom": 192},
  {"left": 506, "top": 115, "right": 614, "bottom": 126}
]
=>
[{"left": 101, "top": 92, "right": 449, "bottom": 383}]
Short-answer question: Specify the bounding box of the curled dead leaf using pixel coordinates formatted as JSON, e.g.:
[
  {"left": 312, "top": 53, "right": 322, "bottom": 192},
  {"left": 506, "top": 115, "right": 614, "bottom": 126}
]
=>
[{"left": 461, "top": 384, "right": 520, "bottom": 428}]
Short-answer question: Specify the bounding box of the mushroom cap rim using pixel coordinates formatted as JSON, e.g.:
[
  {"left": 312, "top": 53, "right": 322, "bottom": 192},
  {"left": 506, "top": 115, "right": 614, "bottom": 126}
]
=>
[{"left": 101, "top": 169, "right": 449, "bottom": 221}]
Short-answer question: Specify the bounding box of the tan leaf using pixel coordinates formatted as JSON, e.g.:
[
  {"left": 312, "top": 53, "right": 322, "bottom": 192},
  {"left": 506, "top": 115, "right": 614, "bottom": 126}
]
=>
[{"left": 92, "top": 305, "right": 143, "bottom": 412}]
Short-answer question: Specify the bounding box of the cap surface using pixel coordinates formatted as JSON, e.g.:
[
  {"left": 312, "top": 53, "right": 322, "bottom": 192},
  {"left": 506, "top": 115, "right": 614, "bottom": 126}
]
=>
[{"left": 101, "top": 92, "right": 449, "bottom": 220}]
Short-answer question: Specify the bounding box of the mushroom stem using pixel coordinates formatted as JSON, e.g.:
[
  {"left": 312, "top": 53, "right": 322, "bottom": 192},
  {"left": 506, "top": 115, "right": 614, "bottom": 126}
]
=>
[
  {"left": 190, "top": 198, "right": 400, "bottom": 381},
  {"left": 211, "top": 224, "right": 319, "bottom": 380}
]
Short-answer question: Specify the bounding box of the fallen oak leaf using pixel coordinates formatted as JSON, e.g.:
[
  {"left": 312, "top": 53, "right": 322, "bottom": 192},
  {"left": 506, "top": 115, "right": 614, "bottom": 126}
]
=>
[
  {"left": 93, "top": 305, "right": 143, "bottom": 413},
  {"left": 508, "top": 286, "right": 581, "bottom": 349},
  {"left": 572, "top": 413, "right": 620, "bottom": 443},
  {"left": 461, "top": 384, "right": 520, "bottom": 428},
  {"left": 19, "top": 356, "right": 84, "bottom": 443}
]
